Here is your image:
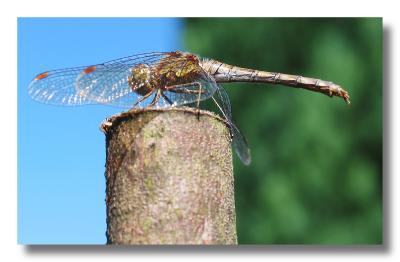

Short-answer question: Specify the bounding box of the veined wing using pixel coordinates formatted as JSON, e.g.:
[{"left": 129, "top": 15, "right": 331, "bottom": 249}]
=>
[
  {"left": 161, "top": 70, "right": 218, "bottom": 107},
  {"left": 213, "top": 85, "right": 251, "bottom": 165},
  {"left": 74, "top": 63, "right": 137, "bottom": 108},
  {"left": 28, "top": 66, "right": 97, "bottom": 105},
  {"left": 28, "top": 52, "right": 169, "bottom": 107}
]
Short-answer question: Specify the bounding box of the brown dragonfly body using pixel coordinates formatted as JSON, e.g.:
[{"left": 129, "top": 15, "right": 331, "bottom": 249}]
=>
[
  {"left": 125, "top": 51, "right": 350, "bottom": 106},
  {"left": 128, "top": 52, "right": 206, "bottom": 106}
]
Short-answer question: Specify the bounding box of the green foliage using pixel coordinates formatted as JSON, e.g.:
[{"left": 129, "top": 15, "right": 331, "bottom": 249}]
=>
[{"left": 184, "top": 18, "right": 382, "bottom": 244}]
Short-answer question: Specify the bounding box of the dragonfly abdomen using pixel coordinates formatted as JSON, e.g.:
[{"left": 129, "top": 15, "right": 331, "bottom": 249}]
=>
[
  {"left": 202, "top": 59, "right": 350, "bottom": 104},
  {"left": 256, "top": 72, "right": 350, "bottom": 104}
]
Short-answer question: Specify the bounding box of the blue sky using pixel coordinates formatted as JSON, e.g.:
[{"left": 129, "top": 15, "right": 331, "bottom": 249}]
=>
[{"left": 18, "top": 18, "right": 182, "bottom": 244}]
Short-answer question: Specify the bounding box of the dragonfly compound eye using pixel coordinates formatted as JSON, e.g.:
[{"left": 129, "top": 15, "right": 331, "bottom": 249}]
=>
[{"left": 129, "top": 64, "right": 153, "bottom": 95}]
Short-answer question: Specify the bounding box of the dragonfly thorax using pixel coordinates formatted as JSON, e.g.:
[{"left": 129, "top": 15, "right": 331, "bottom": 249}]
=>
[{"left": 156, "top": 52, "right": 203, "bottom": 88}]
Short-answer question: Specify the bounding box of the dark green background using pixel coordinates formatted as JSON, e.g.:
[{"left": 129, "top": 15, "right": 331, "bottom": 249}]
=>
[{"left": 184, "top": 18, "right": 382, "bottom": 244}]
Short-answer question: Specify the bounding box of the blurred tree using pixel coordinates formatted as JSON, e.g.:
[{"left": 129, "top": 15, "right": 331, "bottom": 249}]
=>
[{"left": 184, "top": 18, "right": 382, "bottom": 244}]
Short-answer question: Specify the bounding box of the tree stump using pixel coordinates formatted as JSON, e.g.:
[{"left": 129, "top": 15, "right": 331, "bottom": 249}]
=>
[{"left": 100, "top": 107, "right": 237, "bottom": 245}]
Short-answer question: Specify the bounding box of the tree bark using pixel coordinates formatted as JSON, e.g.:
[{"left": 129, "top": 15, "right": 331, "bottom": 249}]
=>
[{"left": 100, "top": 107, "right": 237, "bottom": 245}]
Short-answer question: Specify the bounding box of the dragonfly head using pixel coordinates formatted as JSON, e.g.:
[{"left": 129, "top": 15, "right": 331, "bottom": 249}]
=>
[{"left": 128, "top": 64, "right": 153, "bottom": 95}]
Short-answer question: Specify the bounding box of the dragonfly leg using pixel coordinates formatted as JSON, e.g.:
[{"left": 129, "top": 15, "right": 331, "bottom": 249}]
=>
[
  {"left": 149, "top": 89, "right": 162, "bottom": 107},
  {"left": 211, "top": 96, "right": 233, "bottom": 139},
  {"left": 195, "top": 82, "right": 202, "bottom": 120},
  {"left": 160, "top": 91, "right": 173, "bottom": 105},
  {"left": 165, "top": 82, "right": 205, "bottom": 94},
  {"left": 132, "top": 89, "right": 155, "bottom": 107},
  {"left": 167, "top": 82, "right": 203, "bottom": 119},
  {"left": 165, "top": 82, "right": 204, "bottom": 119}
]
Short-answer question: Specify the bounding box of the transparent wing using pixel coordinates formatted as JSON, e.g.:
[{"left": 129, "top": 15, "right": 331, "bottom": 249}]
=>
[
  {"left": 213, "top": 85, "right": 251, "bottom": 165},
  {"left": 162, "top": 70, "right": 218, "bottom": 107},
  {"left": 74, "top": 64, "right": 137, "bottom": 108},
  {"left": 28, "top": 52, "right": 169, "bottom": 107},
  {"left": 28, "top": 67, "right": 97, "bottom": 105}
]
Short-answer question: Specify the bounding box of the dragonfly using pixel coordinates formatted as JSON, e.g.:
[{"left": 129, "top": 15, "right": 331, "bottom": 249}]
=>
[{"left": 28, "top": 51, "right": 350, "bottom": 165}]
